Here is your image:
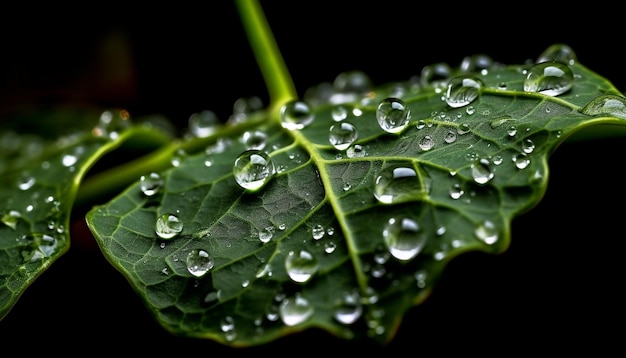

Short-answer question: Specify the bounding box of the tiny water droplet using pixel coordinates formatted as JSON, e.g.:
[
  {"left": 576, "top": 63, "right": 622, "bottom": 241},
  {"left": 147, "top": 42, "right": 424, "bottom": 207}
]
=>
[
  {"left": 449, "top": 183, "right": 464, "bottom": 199},
  {"left": 329, "top": 122, "right": 358, "bottom": 151},
  {"left": 285, "top": 250, "right": 319, "bottom": 283},
  {"left": 334, "top": 290, "right": 363, "bottom": 325},
  {"left": 311, "top": 224, "right": 325, "bottom": 240},
  {"left": 188, "top": 110, "right": 219, "bottom": 138},
  {"left": 512, "top": 152, "right": 530, "bottom": 169},
  {"left": 140, "top": 172, "right": 163, "bottom": 197},
  {"left": 280, "top": 100, "right": 314, "bottom": 130},
  {"left": 475, "top": 220, "right": 498, "bottom": 245},
  {"left": 418, "top": 135, "right": 435, "bottom": 151},
  {"left": 155, "top": 213, "right": 183, "bottom": 239},
  {"left": 18, "top": 176, "right": 35, "bottom": 190},
  {"left": 233, "top": 150, "right": 276, "bottom": 191},
  {"left": 186, "top": 249, "right": 214, "bottom": 277},
  {"left": 523, "top": 62, "right": 573, "bottom": 96},
  {"left": 383, "top": 216, "right": 427, "bottom": 261},
  {"left": 444, "top": 130, "right": 457, "bottom": 144},
  {"left": 259, "top": 226, "right": 275, "bottom": 243},
  {"left": 1, "top": 210, "right": 21, "bottom": 230},
  {"left": 376, "top": 98, "right": 410, "bottom": 134},
  {"left": 331, "top": 105, "right": 349, "bottom": 121},
  {"left": 445, "top": 77, "right": 483, "bottom": 108}
]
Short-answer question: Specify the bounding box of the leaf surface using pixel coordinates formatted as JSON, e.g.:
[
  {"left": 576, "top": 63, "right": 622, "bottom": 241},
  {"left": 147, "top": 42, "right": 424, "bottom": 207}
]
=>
[
  {"left": 86, "top": 47, "right": 626, "bottom": 346},
  {"left": 0, "top": 108, "right": 173, "bottom": 318}
]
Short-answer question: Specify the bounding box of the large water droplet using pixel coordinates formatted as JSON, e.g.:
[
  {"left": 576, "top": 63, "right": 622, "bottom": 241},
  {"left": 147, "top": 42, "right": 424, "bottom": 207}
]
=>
[
  {"left": 186, "top": 248, "right": 214, "bottom": 277},
  {"left": 329, "top": 122, "right": 358, "bottom": 151},
  {"left": 285, "top": 250, "right": 319, "bottom": 283},
  {"left": 140, "top": 172, "right": 163, "bottom": 197},
  {"left": 581, "top": 94, "right": 626, "bottom": 120},
  {"left": 376, "top": 98, "right": 410, "bottom": 134},
  {"left": 280, "top": 100, "right": 314, "bottom": 130},
  {"left": 374, "top": 164, "right": 428, "bottom": 204},
  {"left": 523, "top": 62, "right": 573, "bottom": 96},
  {"left": 536, "top": 43, "right": 577, "bottom": 66},
  {"left": 383, "top": 216, "right": 427, "bottom": 261},
  {"left": 445, "top": 77, "right": 483, "bottom": 108},
  {"left": 279, "top": 293, "right": 314, "bottom": 326},
  {"left": 233, "top": 150, "right": 276, "bottom": 191},
  {"left": 155, "top": 213, "right": 183, "bottom": 239}
]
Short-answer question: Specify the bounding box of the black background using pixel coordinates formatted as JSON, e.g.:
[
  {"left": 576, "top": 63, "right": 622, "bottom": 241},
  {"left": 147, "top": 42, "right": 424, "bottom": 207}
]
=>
[{"left": 0, "top": 1, "right": 624, "bottom": 354}]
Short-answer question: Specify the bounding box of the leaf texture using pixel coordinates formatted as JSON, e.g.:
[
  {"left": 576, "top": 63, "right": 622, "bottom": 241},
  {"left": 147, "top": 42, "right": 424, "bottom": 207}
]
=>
[{"left": 86, "top": 46, "right": 626, "bottom": 346}]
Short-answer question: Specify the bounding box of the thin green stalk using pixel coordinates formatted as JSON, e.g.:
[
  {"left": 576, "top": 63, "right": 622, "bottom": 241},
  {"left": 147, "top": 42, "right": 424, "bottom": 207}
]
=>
[{"left": 235, "top": 0, "right": 297, "bottom": 121}]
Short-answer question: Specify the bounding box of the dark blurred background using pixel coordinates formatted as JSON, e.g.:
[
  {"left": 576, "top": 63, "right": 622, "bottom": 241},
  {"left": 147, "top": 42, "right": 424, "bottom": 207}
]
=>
[{"left": 0, "top": 1, "right": 623, "bottom": 354}]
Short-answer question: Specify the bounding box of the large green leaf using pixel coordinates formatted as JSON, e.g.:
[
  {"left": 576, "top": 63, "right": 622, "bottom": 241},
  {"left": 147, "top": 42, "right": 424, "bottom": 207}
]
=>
[
  {"left": 85, "top": 42, "right": 626, "bottom": 345},
  {"left": 0, "top": 108, "right": 174, "bottom": 319}
]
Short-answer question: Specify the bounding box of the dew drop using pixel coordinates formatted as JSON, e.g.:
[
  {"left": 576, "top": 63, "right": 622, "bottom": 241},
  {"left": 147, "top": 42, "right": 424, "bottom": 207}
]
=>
[
  {"left": 280, "top": 100, "right": 314, "bottom": 130},
  {"left": 334, "top": 290, "right": 363, "bottom": 325},
  {"left": 418, "top": 135, "right": 435, "bottom": 151},
  {"left": 329, "top": 122, "right": 358, "bottom": 151},
  {"left": 62, "top": 154, "right": 77, "bottom": 167},
  {"left": 18, "top": 176, "right": 35, "bottom": 190},
  {"left": 444, "top": 130, "right": 457, "bottom": 144},
  {"left": 449, "top": 183, "right": 464, "bottom": 199},
  {"left": 376, "top": 98, "right": 410, "bottom": 134},
  {"left": 382, "top": 216, "right": 427, "bottom": 261},
  {"left": 522, "top": 138, "right": 535, "bottom": 153},
  {"left": 1, "top": 210, "right": 21, "bottom": 230},
  {"left": 475, "top": 220, "right": 498, "bottom": 245},
  {"left": 279, "top": 293, "right": 314, "bottom": 326},
  {"left": 259, "top": 226, "right": 275, "bottom": 243},
  {"left": 420, "top": 62, "right": 451, "bottom": 87},
  {"left": 331, "top": 105, "right": 349, "bottom": 121},
  {"left": 445, "top": 77, "right": 483, "bottom": 108},
  {"left": 311, "top": 224, "right": 325, "bottom": 240},
  {"left": 140, "top": 172, "right": 163, "bottom": 197},
  {"left": 512, "top": 152, "right": 530, "bottom": 169},
  {"left": 233, "top": 150, "right": 276, "bottom": 191},
  {"left": 188, "top": 110, "right": 220, "bottom": 138},
  {"left": 374, "top": 164, "right": 428, "bottom": 204},
  {"left": 155, "top": 213, "right": 183, "bottom": 239},
  {"left": 471, "top": 158, "right": 494, "bottom": 184},
  {"left": 581, "top": 94, "right": 626, "bottom": 120},
  {"left": 241, "top": 130, "right": 268, "bottom": 150},
  {"left": 186, "top": 248, "right": 214, "bottom": 277},
  {"left": 285, "top": 250, "right": 319, "bottom": 283},
  {"left": 536, "top": 43, "right": 577, "bottom": 66},
  {"left": 523, "top": 61, "right": 574, "bottom": 96},
  {"left": 460, "top": 54, "right": 494, "bottom": 73}
]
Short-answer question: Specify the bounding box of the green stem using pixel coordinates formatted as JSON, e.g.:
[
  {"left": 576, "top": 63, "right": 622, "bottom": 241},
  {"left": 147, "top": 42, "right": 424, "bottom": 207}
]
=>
[{"left": 235, "top": 0, "right": 297, "bottom": 121}]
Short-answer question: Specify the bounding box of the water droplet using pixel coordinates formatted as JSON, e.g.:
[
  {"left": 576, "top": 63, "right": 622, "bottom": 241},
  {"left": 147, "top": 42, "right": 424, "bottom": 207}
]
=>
[
  {"left": 445, "top": 77, "right": 483, "bottom": 108},
  {"left": 418, "top": 135, "right": 435, "bottom": 151},
  {"left": 188, "top": 110, "right": 219, "bottom": 138},
  {"left": 536, "top": 43, "right": 577, "bottom": 66},
  {"left": 512, "top": 152, "right": 530, "bottom": 169},
  {"left": 444, "top": 130, "right": 457, "bottom": 144},
  {"left": 449, "top": 183, "right": 464, "bottom": 199},
  {"left": 93, "top": 109, "right": 131, "bottom": 139},
  {"left": 2, "top": 210, "right": 21, "bottom": 229},
  {"left": 420, "top": 62, "right": 451, "bottom": 87},
  {"left": 311, "top": 224, "right": 325, "bottom": 240},
  {"left": 374, "top": 164, "right": 429, "bottom": 204},
  {"left": 280, "top": 100, "right": 314, "bottom": 130},
  {"left": 279, "top": 293, "right": 314, "bottom": 326},
  {"left": 285, "top": 250, "right": 319, "bottom": 283},
  {"left": 241, "top": 130, "right": 268, "bottom": 150},
  {"left": 471, "top": 158, "right": 494, "bottom": 184},
  {"left": 331, "top": 105, "right": 349, "bottom": 121},
  {"left": 382, "top": 216, "right": 427, "bottom": 261},
  {"left": 346, "top": 144, "right": 366, "bottom": 158},
  {"left": 259, "top": 226, "right": 275, "bottom": 243},
  {"left": 507, "top": 125, "right": 518, "bottom": 137},
  {"left": 233, "top": 150, "right": 276, "bottom": 191},
  {"left": 521, "top": 138, "right": 535, "bottom": 153},
  {"left": 186, "top": 248, "right": 214, "bottom": 277},
  {"left": 18, "top": 176, "right": 35, "bottom": 190},
  {"left": 475, "top": 220, "right": 498, "bottom": 245},
  {"left": 140, "top": 172, "right": 163, "bottom": 197},
  {"left": 329, "top": 122, "right": 358, "bottom": 151},
  {"left": 581, "top": 94, "right": 626, "bottom": 120},
  {"left": 62, "top": 154, "right": 77, "bottom": 167},
  {"left": 523, "top": 62, "right": 573, "bottom": 96},
  {"left": 155, "top": 213, "right": 183, "bottom": 239},
  {"left": 334, "top": 289, "right": 363, "bottom": 325},
  {"left": 376, "top": 98, "right": 410, "bottom": 134},
  {"left": 460, "top": 54, "right": 494, "bottom": 73}
]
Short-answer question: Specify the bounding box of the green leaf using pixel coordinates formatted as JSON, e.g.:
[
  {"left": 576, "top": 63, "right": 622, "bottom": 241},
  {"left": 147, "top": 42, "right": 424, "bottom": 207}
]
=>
[
  {"left": 85, "top": 45, "right": 626, "bottom": 345},
  {"left": 0, "top": 108, "right": 174, "bottom": 319}
]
